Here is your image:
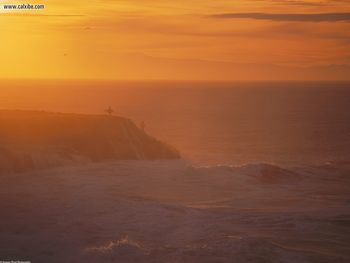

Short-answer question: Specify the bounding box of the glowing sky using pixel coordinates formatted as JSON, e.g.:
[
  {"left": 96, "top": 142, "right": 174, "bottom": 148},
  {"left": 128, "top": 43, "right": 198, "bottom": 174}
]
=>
[{"left": 1, "top": 0, "right": 350, "bottom": 80}]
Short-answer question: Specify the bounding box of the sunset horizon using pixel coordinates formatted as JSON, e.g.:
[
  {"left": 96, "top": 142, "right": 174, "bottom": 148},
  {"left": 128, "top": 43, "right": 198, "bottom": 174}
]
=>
[
  {"left": 1, "top": 1, "right": 350, "bottom": 263},
  {"left": 1, "top": 0, "right": 350, "bottom": 80}
]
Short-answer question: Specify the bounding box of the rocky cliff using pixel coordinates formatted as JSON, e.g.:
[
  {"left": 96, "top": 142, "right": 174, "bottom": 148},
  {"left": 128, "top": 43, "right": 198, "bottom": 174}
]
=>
[{"left": 0, "top": 110, "right": 180, "bottom": 173}]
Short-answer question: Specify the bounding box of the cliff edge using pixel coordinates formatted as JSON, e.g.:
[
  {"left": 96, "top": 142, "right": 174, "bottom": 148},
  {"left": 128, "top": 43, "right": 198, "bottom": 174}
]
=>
[{"left": 0, "top": 110, "right": 180, "bottom": 173}]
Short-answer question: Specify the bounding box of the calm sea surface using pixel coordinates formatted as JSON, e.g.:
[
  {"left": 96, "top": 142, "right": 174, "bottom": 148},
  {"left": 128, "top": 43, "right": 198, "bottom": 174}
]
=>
[{"left": 1, "top": 80, "right": 350, "bottom": 166}]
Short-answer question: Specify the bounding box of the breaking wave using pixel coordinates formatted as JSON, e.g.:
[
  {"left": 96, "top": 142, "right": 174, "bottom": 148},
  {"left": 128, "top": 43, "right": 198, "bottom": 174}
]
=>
[{"left": 0, "top": 159, "right": 349, "bottom": 262}]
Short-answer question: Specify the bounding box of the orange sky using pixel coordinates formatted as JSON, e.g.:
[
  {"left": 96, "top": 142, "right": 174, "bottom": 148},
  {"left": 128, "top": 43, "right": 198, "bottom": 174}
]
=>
[{"left": 1, "top": 0, "right": 350, "bottom": 80}]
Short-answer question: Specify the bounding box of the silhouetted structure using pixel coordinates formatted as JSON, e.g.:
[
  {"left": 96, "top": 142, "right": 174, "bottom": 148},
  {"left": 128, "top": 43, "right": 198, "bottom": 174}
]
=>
[
  {"left": 140, "top": 121, "right": 146, "bottom": 131},
  {"left": 105, "top": 106, "right": 114, "bottom": 116}
]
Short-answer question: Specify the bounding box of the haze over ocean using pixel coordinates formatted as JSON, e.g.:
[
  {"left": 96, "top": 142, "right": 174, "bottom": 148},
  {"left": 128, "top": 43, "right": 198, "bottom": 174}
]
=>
[{"left": 1, "top": 80, "right": 349, "bottom": 166}]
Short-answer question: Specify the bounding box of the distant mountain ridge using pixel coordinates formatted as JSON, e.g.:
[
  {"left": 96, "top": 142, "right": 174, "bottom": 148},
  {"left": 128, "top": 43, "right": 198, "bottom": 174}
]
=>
[{"left": 0, "top": 110, "right": 180, "bottom": 173}]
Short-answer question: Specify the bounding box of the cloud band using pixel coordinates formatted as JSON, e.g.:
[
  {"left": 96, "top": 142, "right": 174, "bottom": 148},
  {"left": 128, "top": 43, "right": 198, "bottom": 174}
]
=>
[{"left": 210, "top": 12, "right": 350, "bottom": 22}]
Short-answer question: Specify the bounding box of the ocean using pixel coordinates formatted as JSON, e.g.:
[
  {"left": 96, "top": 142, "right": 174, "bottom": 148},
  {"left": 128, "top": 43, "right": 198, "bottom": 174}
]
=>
[
  {"left": 1, "top": 80, "right": 350, "bottom": 262},
  {"left": 1, "top": 80, "right": 350, "bottom": 166}
]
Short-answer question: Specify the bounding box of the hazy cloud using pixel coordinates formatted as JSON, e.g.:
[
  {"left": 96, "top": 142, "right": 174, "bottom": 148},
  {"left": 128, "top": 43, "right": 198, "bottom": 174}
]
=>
[
  {"left": 210, "top": 12, "right": 350, "bottom": 22},
  {"left": 252, "top": 0, "right": 348, "bottom": 7}
]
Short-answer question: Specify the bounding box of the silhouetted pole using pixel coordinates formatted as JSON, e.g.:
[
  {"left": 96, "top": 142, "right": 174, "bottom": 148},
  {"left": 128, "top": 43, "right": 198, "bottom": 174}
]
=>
[{"left": 140, "top": 121, "right": 145, "bottom": 131}]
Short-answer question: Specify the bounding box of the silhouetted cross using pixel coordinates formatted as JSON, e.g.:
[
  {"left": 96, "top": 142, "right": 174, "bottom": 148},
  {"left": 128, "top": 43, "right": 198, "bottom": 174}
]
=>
[{"left": 105, "top": 106, "right": 114, "bottom": 116}]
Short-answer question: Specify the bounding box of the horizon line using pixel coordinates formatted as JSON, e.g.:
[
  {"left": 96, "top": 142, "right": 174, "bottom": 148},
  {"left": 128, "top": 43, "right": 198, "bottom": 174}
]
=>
[{"left": 1, "top": 78, "right": 350, "bottom": 83}]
